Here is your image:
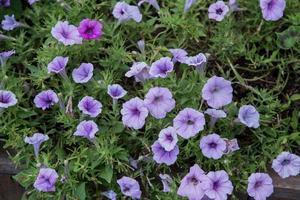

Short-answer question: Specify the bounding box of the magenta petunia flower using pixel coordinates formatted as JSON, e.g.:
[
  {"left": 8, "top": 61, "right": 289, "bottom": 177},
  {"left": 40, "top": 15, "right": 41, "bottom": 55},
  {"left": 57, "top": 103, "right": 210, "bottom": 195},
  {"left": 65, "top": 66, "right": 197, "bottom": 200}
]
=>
[
  {"left": 107, "top": 84, "right": 127, "bottom": 100},
  {"left": 1, "top": 15, "right": 21, "bottom": 31},
  {"left": 78, "top": 19, "right": 103, "bottom": 40},
  {"left": 72, "top": 63, "right": 94, "bottom": 83},
  {"left": 78, "top": 96, "right": 102, "bottom": 117},
  {"left": 138, "top": 0, "right": 160, "bottom": 10},
  {"left": 260, "top": 0, "right": 286, "bottom": 21},
  {"left": 149, "top": 57, "right": 174, "bottom": 78},
  {"left": 51, "top": 21, "right": 82, "bottom": 46},
  {"left": 102, "top": 190, "right": 117, "bottom": 200},
  {"left": 121, "top": 97, "right": 149, "bottom": 129},
  {"left": 74, "top": 120, "right": 99, "bottom": 140},
  {"left": 169, "top": 48, "right": 188, "bottom": 63},
  {"left": 34, "top": 168, "right": 58, "bottom": 192},
  {"left": 201, "top": 76, "right": 233, "bottom": 109},
  {"left": 158, "top": 127, "right": 178, "bottom": 151},
  {"left": 24, "top": 133, "right": 49, "bottom": 158},
  {"left": 184, "top": 0, "right": 197, "bottom": 13},
  {"left": 125, "top": 62, "right": 152, "bottom": 82},
  {"left": 117, "top": 176, "right": 142, "bottom": 199},
  {"left": 272, "top": 152, "right": 300, "bottom": 178},
  {"left": 202, "top": 170, "right": 233, "bottom": 200},
  {"left": 47, "top": 56, "right": 68, "bottom": 76},
  {"left": 208, "top": 1, "right": 230, "bottom": 22},
  {"left": 223, "top": 138, "right": 240, "bottom": 154},
  {"left": 144, "top": 87, "right": 175, "bottom": 119},
  {"left": 238, "top": 105, "right": 260, "bottom": 128},
  {"left": 113, "top": 2, "right": 142, "bottom": 23},
  {"left": 184, "top": 53, "right": 207, "bottom": 71},
  {"left": 34, "top": 90, "right": 59, "bottom": 110},
  {"left": 0, "top": 90, "right": 17, "bottom": 108},
  {"left": 159, "top": 174, "right": 172, "bottom": 193},
  {"left": 151, "top": 140, "right": 179, "bottom": 166},
  {"left": 247, "top": 173, "right": 274, "bottom": 200},
  {"left": 0, "top": 0, "right": 10, "bottom": 7},
  {"left": 200, "top": 133, "right": 226, "bottom": 159},
  {"left": 173, "top": 108, "right": 205, "bottom": 139},
  {"left": 177, "top": 164, "right": 206, "bottom": 200}
]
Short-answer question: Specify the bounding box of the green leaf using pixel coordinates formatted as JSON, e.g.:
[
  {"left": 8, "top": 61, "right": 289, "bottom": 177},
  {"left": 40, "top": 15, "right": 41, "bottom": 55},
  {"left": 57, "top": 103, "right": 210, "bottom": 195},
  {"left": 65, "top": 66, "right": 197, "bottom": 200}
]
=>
[
  {"left": 290, "top": 94, "right": 300, "bottom": 102},
  {"left": 99, "top": 166, "right": 113, "bottom": 183},
  {"left": 74, "top": 183, "right": 86, "bottom": 200}
]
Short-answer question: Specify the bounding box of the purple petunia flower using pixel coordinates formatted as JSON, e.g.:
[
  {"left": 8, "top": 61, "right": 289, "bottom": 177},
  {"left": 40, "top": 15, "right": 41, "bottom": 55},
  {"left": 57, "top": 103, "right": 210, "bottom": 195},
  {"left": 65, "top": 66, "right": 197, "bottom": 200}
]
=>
[
  {"left": 107, "top": 84, "right": 127, "bottom": 100},
  {"left": 24, "top": 133, "right": 49, "bottom": 158},
  {"left": 51, "top": 21, "right": 82, "bottom": 46},
  {"left": 78, "top": 19, "right": 103, "bottom": 40},
  {"left": 102, "top": 190, "right": 117, "bottom": 200},
  {"left": 121, "top": 97, "right": 149, "bottom": 129},
  {"left": 0, "top": 50, "right": 15, "bottom": 63},
  {"left": 158, "top": 127, "right": 178, "bottom": 151},
  {"left": 144, "top": 87, "right": 175, "bottom": 119},
  {"left": 0, "top": 90, "right": 17, "bottom": 108},
  {"left": 72, "top": 63, "right": 94, "bottom": 83},
  {"left": 78, "top": 96, "right": 102, "bottom": 117},
  {"left": 113, "top": 2, "right": 142, "bottom": 23},
  {"left": 247, "top": 173, "right": 274, "bottom": 200},
  {"left": 260, "top": 0, "right": 286, "bottom": 21},
  {"left": 47, "top": 56, "right": 68, "bottom": 77},
  {"left": 223, "top": 138, "right": 240, "bottom": 154},
  {"left": 1, "top": 15, "right": 21, "bottom": 31},
  {"left": 229, "top": 0, "right": 239, "bottom": 11},
  {"left": 205, "top": 108, "right": 227, "bottom": 127},
  {"left": 34, "top": 90, "right": 59, "bottom": 110},
  {"left": 28, "top": 0, "right": 38, "bottom": 5},
  {"left": 117, "top": 176, "right": 142, "bottom": 199},
  {"left": 138, "top": 0, "right": 160, "bottom": 10},
  {"left": 238, "top": 105, "right": 260, "bottom": 128},
  {"left": 272, "top": 152, "right": 300, "bottom": 178},
  {"left": 208, "top": 1, "right": 230, "bottom": 22},
  {"left": 159, "top": 174, "right": 173, "bottom": 193},
  {"left": 125, "top": 62, "right": 152, "bottom": 82},
  {"left": 202, "top": 170, "right": 233, "bottom": 200},
  {"left": 177, "top": 164, "right": 206, "bottom": 200},
  {"left": 34, "top": 168, "right": 58, "bottom": 192},
  {"left": 184, "top": 0, "right": 197, "bottom": 13},
  {"left": 149, "top": 57, "right": 174, "bottom": 78},
  {"left": 0, "top": 0, "right": 10, "bottom": 7},
  {"left": 137, "top": 40, "right": 145, "bottom": 53},
  {"left": 201, "top": 76, "right": 233, "bottom": 109},
  {"left": 74, "top": 120, "right": 99, "bottom": 140},
  {"left": 200, "top": 133, "right": 226, "bottom": 159},
  {"left": 169, "top": 48, "right": 188, "bottom": 63},
  {"left": 151, "top": 140, "right": 179, "bottom": 166},
  {"left": 173, "top": 108, "right": 205, "bottom": 139},
  {"left": 184, "top": 53, "right": 207, "bottom": 71}
]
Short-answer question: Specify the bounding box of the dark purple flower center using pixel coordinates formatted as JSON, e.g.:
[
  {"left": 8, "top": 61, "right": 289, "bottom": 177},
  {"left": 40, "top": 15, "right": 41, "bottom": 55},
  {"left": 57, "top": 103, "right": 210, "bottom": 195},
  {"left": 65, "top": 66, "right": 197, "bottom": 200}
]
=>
[
  {"left": 83, "top": 124, "right": 93, "bottom": 134},
  {"left": 131, "top": 107, "right": 141, "bottom": 116},
  {"left": 61, "top": 29, "right": 69, "bottom": 39},
  {"left": 111, "top": 88, "right": 121, "bottom": 97},
  {"left": 281, "top": 159, "right": 291, "bottom": 166},
  {"left": 0, "top": 94, "right": 10, "bottom": 103},
  {"left": 216, "top": 8, "right": 223, "bottom": 15},
  {"left": 267, "top": 0, "right": 274, "bottom": 9},
  {"left": 120, "top": 8, "right": 126, "bottom": 15},
  {"left": 209, "top": 142, "right": 217, "bottom": 148},
  {"left": 188, "top": 176, "right": 199, "bottom": 185},
  {"left": 186, "top": 119, "right": 194, "bottom": 125},
  {"left": 165, "top": 134, "right": 173, "bottom": 142},
  {"left": 213, "top": 180, "right": 220, "bottom": 190},
  {"left": 84, "top": 27, "right": 94, "bottom": 35},
  {"left": 158, "top": 64, "right": 170, "bottom": 75},
  {"left": 153, "top": 95, "right": 162, "bottom": 103},
  {"left": 254, "top": 181, "right": 262, "bottom": 189},
  {"left": 123, "top": 184, "right": 131, "bottom": 192},
  {"left": 211, "top": 86, "right": 220, "bottom": 93}
]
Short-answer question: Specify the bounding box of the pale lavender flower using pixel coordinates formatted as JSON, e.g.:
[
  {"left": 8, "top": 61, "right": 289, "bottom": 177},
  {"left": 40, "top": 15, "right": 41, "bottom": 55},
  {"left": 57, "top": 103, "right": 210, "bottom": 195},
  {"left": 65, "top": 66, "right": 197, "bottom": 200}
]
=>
[
  {"left": 177, "top": 164, "right": 206, "bottom": 200},
  {"left": 51, "top": 21, "right": 82, "bottom": 46},
  {"left": 173, "top": 108, "right": 205, "bottom": 139},
  {"left": 272, "top": 152, "right": 300, "bottom": 178},
  {"left": 24, "top": 133, "right": 49, "bottom": 158},
  {"left": 0, "top": 90, "right": 17, "bottom": 108},
  {"left": 0, "top": 50, "right": 15, "bottom": 63},
  {"left": 113, "top": 2, "right": 142, "bottom": 23},
  {"left": 184, "top": 0, "right": 197, "bottom": 13},
  {"left": 159, "top": 174, "right": 172, "bottom": 193},
  {"left": 1, "top": 15, "right": 21, "bottom": 31},
  {"left": 200, "top": 133, "right": 226, "bottom": 159},
  {"left": 47, "top": 56, "right": 68, "bottom": 76},
  {"left": 238, "top": 105, "right": 260, "bottom": 128},
  {"left": 138, "top": 0, "right": 160, "bottom": 11},
  {"left": 201, "top": 76, "right": 233, "bottom": 109},
  {"left": 117, "top": 176, "right": 142, "bottom": 199},
  {"left": 184, "top": 53, "right": 207, "bottom": 71},
  {"left": 169, "top": 48, "right": 188, "bottom": 63},
  {"left": 149, "top": 57, "right": 174, "bottom": 78},
  {"left": 78, "top": 96, "right": 102, "bottom": 117},
  {"left": 205, "top": 108, "right": 227, "bottom": 127},
  {"left": 0, "top": 0, "right": 10, "bottom": 7},
  {"left": 137, "top": 40, "right": 145, "bottom": 53},
  {"left": 208, "top": 1, "right": 230, "bottom": 22},
  {"left": 129, "top": 157, "right": 138, "bottom": 170},
  {"left": 228, "top": 0, "right": 239, "bottom": 11},
  {"left": 102, "top": 190, "right": 117, "bottom": 200},
  {"left": 72, "top": 63, "right": 94, "bottom": 83},
  {"left": 28, "top": 0, "right": 38, "bottom": 5},
  {"left": 151, "top": 140, "right": 179, "bottom": 166},
  {"left": 223, "top": 138, "right": 240, "bottom": 154},
  {"left": 247, "top": 173, "right": 274, "bottom": 200},
  {"left": 74, "top": 120, "right": 99, "bottom": 140},
  {"left": 158, "top": 127, "right": 178, "bottom": 151},
  {"left": 260, "top": 0, "right": 286, "bottom": 21},
  {"left": 125, "top": 62, "right": 152, "bottom": 82},
  {"left": 34, "top": 90, "right": 59, "bottom": 110},
  {"left": 144, "top": 87, "right": 175, "bottom": 119},
  {"left": 34, "top": 168, "right": 58, "bottom": 192},
  {"left": 107, "top": 84, "right": 127, "bottom": 100},
  {"left": 121, "top": 97, "right": 149, "bottom": 129},
  {"left": 202, "top": 170, "right": 233, "bottom": 200}
]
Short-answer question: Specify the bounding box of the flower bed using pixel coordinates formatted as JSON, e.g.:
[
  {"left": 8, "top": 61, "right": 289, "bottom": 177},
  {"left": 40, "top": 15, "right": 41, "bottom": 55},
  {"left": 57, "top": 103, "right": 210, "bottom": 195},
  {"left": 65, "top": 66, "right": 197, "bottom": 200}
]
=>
[{"left": 1, "top": 0, "right": 300, "bottom": 200}]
